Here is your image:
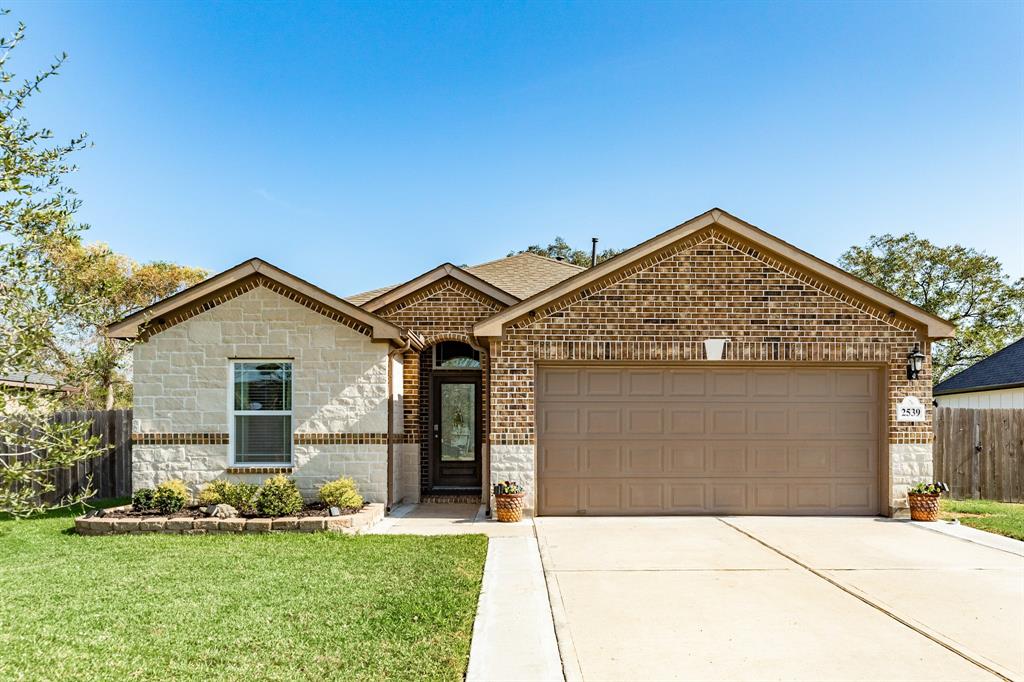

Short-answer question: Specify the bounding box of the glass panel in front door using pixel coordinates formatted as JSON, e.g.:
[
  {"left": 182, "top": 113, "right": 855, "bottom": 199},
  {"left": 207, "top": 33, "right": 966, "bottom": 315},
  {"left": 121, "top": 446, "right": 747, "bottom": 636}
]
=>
[{"left": 440, "top": 383, "right": 475, "bottom": 461}]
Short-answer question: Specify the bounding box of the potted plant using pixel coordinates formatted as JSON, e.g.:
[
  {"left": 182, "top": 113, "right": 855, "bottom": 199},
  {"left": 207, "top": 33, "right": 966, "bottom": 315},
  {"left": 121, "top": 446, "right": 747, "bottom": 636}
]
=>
[
  {"left": 907, "top": 481, "right": 949, "bottom": 522},
  {"left": 493, "top": 480, "right": 525, "bottom": 523}
]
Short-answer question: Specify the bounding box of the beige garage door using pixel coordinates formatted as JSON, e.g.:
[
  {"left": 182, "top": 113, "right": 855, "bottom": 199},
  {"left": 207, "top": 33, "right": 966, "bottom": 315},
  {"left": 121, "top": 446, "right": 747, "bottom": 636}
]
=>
[{"left": 536, "top": 366, "right": 881, "bottom": 516}]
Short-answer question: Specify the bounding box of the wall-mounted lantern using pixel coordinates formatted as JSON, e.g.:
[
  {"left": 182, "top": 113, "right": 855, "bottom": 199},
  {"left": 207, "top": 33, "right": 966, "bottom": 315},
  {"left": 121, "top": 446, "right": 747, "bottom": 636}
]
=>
[{"left": 907, "top": 344, "right": 925, "bottom": 380}]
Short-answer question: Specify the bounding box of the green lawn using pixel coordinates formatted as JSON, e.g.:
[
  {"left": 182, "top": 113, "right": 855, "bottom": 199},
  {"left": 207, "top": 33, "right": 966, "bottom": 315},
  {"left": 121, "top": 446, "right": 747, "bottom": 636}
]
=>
[
  {"left": 939, "top": 498, "right": 1024, "bottom": 541},
  {"left": 0, "top": 500, "right": 487, "bottom": 681}
]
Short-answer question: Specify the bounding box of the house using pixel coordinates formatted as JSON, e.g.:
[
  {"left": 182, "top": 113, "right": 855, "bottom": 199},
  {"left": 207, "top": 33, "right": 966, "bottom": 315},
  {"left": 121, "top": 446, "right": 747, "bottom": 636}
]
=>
[
  {"left": 934, "top": 338, "right": 1024, "bottom": 409},
  {"left": 107, "top": 209, "right": 954, "bottom": 516}
]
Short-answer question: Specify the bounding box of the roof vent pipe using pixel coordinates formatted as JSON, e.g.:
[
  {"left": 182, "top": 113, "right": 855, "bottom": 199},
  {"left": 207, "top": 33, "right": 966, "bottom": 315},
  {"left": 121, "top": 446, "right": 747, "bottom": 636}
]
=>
[{"left": 591, "top": 237, "right": 598, "bottom": 267}]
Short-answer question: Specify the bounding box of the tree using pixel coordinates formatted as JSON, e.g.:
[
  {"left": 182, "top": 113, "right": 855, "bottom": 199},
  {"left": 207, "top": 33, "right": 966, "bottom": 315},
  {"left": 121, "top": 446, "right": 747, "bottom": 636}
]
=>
[
  {"left": 44, "top": 239, "right": 207, "bottom": 409},
  {"left": 839, "top": 234, "right": 1024, "bottom": 384},
  {"left": 510, "top": 236, "right": 622, "bottom": 268},
  {"left": 0, "top": 14, "right": 107, "bottom": 515}
]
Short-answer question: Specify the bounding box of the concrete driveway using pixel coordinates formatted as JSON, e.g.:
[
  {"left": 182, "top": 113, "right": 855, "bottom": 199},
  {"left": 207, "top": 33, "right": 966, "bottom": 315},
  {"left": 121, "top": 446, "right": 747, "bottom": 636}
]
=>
[{"left": 535, "top": 516, "right": 1024, "bottom": 682}]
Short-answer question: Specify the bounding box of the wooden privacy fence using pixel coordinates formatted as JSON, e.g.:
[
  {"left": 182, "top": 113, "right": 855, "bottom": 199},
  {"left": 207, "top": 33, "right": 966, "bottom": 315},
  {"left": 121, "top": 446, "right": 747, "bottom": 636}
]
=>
[
  {"left": 0, "top": 409, "right": 132, "bottom": 503},
  {"left": 933, "top": 407, "right": 1024, "bottom": 502}
]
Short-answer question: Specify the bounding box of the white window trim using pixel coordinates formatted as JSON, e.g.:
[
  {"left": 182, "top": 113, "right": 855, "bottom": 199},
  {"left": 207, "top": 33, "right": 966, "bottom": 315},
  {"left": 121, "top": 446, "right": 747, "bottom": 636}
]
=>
[{"left": 227, "top": 359, "right": 294, "bottom": 467}]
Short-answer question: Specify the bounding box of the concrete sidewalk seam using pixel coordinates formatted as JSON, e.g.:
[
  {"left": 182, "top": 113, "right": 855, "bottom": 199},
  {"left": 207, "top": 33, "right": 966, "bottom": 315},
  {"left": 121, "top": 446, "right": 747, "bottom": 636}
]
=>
[
  {"left": 717, "top": 517, "right": 1013, "bottom": 682},
  {"left": 535, "top": 532, "right": 583, "bottom": 682}
]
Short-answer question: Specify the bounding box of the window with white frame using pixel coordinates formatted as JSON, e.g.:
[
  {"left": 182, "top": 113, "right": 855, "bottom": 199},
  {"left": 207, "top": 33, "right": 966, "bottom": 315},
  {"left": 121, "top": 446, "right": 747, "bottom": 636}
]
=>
[{"left": 231, "top": 360, "right": 292, "bottom": 464}]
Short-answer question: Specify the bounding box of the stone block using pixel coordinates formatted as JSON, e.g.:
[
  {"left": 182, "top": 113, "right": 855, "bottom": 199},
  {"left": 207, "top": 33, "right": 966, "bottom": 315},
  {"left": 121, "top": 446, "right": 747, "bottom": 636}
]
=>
[
  {"left": 219, "top": 517, "right": 247, "bottom": 532},
  {"left": 193, "top": 517, "right": 220, "bottom": 531},
  {"left": 139, "top": 517, "right": 168, "bottom": 532},
  {"left": 272, "top": 517, "right": 299, "bottom": 531},
  {"left": 299, "top": 517, "right": 327, "bottom": 532},
  {"left": 246, "top": 518, "right": 272, "bottom": 533},
  {"left": 112, "top": 518, "right": 140, "bottom": 533},
  {"left": 165, "top": 517, "right": 194, "bottom": 532}
]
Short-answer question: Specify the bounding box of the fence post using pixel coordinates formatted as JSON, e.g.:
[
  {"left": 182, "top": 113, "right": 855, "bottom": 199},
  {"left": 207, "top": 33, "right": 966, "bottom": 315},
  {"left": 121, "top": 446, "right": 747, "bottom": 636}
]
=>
[{"left": 971, "top": 416, "right": 981, "bottom": 499}]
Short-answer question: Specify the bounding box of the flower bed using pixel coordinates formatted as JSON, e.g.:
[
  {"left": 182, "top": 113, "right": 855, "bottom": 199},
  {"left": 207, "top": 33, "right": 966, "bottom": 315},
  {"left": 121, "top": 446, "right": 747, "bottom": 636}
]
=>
[{"left": 75, "top": 503, "right": 384, "bottom": 536}]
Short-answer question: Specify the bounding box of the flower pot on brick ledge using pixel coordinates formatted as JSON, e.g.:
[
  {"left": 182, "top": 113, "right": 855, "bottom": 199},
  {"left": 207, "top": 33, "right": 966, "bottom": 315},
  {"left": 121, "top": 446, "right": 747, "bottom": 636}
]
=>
[
  {"left": 493, "top": 481, "right": 525, "bottom": 523},
  {"left": 907, "top": 481, "right": 949, "bottom": 522}
]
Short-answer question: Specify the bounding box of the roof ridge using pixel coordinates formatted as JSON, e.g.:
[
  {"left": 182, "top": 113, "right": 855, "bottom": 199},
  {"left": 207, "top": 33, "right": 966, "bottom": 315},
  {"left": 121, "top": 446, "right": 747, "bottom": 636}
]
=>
[{"left": 468, "top": 251, "right": 586, "bottom": 271}]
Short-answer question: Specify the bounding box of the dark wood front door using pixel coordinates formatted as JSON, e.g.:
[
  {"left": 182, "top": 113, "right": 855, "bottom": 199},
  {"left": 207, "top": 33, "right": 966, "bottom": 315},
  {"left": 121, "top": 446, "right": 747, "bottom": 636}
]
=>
[{"left": 430, "top": 372, "right": 482, "bottom": 489}]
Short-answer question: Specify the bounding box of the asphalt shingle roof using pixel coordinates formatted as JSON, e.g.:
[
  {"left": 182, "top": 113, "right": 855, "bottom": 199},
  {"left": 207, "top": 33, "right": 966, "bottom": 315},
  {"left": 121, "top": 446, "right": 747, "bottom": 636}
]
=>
[
  {"left": 345, "top": 252, "right": 584, "bottom": 306},
  {"left": 933, "top": 337, "right": 1024, "bottom": 395}
]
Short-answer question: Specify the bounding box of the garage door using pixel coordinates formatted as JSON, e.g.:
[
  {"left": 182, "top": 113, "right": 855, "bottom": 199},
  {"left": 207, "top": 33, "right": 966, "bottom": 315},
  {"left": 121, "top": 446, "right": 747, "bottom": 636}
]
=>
[{"left": 536, "top": 366, "right": 880, "bottom": 515}]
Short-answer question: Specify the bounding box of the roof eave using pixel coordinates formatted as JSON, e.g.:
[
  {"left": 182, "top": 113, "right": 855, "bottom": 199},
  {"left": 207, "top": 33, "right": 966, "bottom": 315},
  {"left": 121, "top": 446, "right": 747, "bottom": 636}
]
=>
[{"left": 934, "top": 381, "right": 1024, "bottom": 397}]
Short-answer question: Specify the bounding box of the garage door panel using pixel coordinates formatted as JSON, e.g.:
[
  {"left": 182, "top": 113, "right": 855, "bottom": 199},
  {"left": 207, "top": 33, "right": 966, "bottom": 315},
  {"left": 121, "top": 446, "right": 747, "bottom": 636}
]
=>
[
  {"left": 585, "top": 408, "right": 622, "bottom": 434},
  {"left": 627, "top": 408, "right": 663, "bottom": 433},
  {"left": 668, "top": 371, "right": 705, "bottom": 396},
  {"left": 626, "top": 446, "right": 665, "bottom": 474},
  {"left": 669, "top": 408, "right": 705, "bottom": 434},
  {"left": 585, "top": 370, "right": 622, "bottom": 396},
  {"left": 537, "top": 366, "right": 880, "bottom": 516},
  {"left": 669, "top": 445, "right": 706, "bottom": 473}
]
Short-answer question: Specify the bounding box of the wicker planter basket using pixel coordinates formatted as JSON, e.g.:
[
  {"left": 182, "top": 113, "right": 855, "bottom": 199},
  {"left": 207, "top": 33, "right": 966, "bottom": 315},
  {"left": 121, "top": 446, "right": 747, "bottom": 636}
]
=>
[
  {"left": 494, "top": 492, "right": 525, "bottom": 523},
  {"left": 908, "top": 492, "right": 940, "bottom": 522}
]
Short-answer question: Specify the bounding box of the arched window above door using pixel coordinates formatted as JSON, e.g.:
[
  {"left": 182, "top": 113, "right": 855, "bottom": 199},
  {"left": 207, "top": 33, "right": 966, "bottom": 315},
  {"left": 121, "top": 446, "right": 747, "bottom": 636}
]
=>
[{"left": 434, "top": 341, "right": 481, "bottom": 369}]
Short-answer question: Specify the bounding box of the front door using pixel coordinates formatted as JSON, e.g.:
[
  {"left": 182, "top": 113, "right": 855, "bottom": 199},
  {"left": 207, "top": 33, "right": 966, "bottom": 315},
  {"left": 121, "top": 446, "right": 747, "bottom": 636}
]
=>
[{"left": 431, "top": 373, "right": 482, "bottom": 489}]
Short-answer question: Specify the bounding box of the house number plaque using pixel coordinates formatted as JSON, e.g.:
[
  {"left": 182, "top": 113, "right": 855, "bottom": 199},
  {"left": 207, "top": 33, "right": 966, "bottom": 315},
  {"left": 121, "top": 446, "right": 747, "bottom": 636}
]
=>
[{"left": 896, "top": 396, "right": 926, "bottom": 422}]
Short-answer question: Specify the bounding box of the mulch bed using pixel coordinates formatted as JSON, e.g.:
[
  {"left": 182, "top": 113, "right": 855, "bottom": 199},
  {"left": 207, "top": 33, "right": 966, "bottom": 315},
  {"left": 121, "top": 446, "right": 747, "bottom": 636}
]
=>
[{"left": 99, "top": 503, "right": 363, "bottom": 519}]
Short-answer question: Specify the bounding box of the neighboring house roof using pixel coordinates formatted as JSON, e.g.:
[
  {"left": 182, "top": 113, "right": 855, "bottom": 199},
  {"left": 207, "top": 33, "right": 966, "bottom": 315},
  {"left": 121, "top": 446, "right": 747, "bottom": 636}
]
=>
[
  {"left": 361, "top": 263, "right": 520, "bottom": 312},
  {"left": 934, "top": 338, "right": 1024, "bottom": 396},
  {"left": 0, "top": 372, "right": 66, "bottom": 391},
  {"left": 346, "top": 252, "right": 583, "bottom": 306},
  {"left": 474, "top": 208, "right": 956, "bottom": 339},
  {"left": 106, "top": 258, "right": 421, "bottom": 348}
]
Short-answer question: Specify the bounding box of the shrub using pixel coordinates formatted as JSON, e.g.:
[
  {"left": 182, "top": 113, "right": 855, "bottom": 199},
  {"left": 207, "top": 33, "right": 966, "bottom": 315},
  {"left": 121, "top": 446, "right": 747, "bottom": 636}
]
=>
[
  {"left": 152, "top": 479, "right": 190, "bottom": 514},
  {"left": 255, "top": 475, "right": 303, "bottom": 517},
  {"left": 132, "top": 488, "right": 155, "bottom": 511},
  {"left": 222, "top": 482, "right": 259, "bottom": 516},
  {"left": 318, "top": 477, "right": 364, "bottom": 510},
  {"left": 197, "top": 480, "right": 232, "bottom": 506}
]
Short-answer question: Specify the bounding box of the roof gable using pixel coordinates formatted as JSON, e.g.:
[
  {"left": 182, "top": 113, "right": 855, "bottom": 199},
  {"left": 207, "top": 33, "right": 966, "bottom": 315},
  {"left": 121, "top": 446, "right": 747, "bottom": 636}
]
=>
[
  {"left": 361, "top": 263, "right": 519, "bottom": 312},
  {"left": 934, "top": 338, "right": 1024, "bottom": 395},
  {"left": 474, "top": 209, "right": 955, "bottom": 339},
  {"left": 346, "top": 252, "right": 583, "bottom": 307},
  {"left": 106, "top": 258, "right": 417, "bottom": 346}
]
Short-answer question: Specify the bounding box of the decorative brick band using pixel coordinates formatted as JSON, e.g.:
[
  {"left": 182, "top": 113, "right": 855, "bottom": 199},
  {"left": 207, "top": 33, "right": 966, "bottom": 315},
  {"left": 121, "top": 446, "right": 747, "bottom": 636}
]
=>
[
  {"left": 135, "top": 432, "right": 417, "bottom": 447},
  {"left": 133, "top": 433, "right": 229, "bottom": 445},
  {"left": 490, "top": 434, "right": 535, "bottom": 445},
  {"left": 890, "top": 434, "right": 933, "bottom": 444},
  {"left": 226, "top": 466, "right": 294, "bottom": 474},
  {"left": 533, "top": 340, "right": 896, "bottom": 363}
]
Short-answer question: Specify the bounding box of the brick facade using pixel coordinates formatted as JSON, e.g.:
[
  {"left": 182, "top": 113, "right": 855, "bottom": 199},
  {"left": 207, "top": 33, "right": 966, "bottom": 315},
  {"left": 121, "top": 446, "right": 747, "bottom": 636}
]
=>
[
  {"left": 376, "top": 277, "right": 505, "bottom": 496},
  {"left": 487, "top": 228, "right": 934, "bottom": 511}
]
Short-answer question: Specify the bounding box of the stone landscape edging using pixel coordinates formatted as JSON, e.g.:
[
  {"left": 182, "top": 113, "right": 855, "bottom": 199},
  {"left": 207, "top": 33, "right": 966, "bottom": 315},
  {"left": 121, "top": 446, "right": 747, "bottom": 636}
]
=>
[{"left": 75, "top": 503, "right": 385, "bottom": 535}]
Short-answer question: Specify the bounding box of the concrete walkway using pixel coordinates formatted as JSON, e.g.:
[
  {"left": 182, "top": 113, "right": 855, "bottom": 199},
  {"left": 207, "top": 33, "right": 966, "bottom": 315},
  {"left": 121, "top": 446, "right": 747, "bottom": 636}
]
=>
[
  {"left": 536, "top": 516, "right": 1024, "bottom": 682},
  {"left": 372, "top": 503, "right": 562, "bottom": 681}
]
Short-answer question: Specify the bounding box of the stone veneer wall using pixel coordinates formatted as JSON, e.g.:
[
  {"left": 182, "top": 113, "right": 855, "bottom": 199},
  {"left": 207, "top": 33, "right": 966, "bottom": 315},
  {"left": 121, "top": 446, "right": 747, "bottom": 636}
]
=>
[
  {"left": 487, "top": 228, "right": 934, "bottom": 513},
  {"left": 132, "top": 285, "right": 390, "bottom": 501},
  {"left": 376, "top": 277, "right": 505, "bottom": 495}
]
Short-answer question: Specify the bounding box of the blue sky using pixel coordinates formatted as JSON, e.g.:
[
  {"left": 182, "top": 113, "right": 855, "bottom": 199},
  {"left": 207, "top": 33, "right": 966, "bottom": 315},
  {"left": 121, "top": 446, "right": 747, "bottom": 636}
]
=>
[{"left": 8, "top": 1, "right": 1024, "bottom": 295}]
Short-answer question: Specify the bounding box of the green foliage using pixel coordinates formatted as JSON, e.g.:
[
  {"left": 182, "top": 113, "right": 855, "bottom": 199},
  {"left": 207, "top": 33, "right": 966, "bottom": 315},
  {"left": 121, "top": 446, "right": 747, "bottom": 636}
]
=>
[
  {"left": 940, "top": 499, "right": 1024, "bottom": 541},
  {"left": 152, "top": 480, "right": 189, "bottom": 515},
  {"left": 222, "top": 482, "right": 259, "bottom": 516},
  {"left": 908, "top": 481, "right": 949, "bottom": 495},
  {"left": 0, "top": 12, "right": 109, "bottom": 515},
  {"left": 196, "top": 479, "right": 258, "bottom": 514},
  {"left": 493, "top": 480, "right": 523, "bottom": 496},
  {"left": 0, "top": 505, "right": 487, "bottom": 681},
  {"left": 255, "top": 475, "right": 303, "bottom": 517},
  {"left": 840, "top": 234, "right": 1024, "bottom": 383},
  {"left": 318, "top": 477, "right": 364, "bottom": 510},
  {"left": 509, "top": 236, "right": 622, "bottom": 268},
  {"left": 131, "top": 488, "right": 155, "bottom": 511},
  {"left": 197, "top": 479, "right": 232, "bottom": 506}
]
